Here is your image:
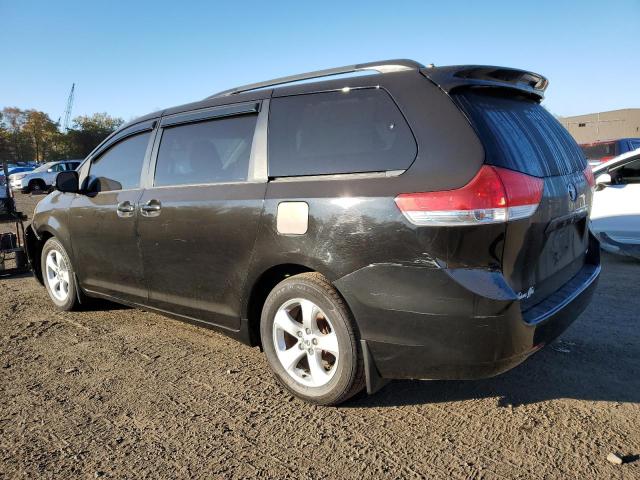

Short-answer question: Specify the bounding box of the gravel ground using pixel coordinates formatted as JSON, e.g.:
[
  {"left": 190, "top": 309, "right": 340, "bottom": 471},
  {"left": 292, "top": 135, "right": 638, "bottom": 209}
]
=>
[{"left": 1, "top": 193, "right": 639, "bottom": 479}]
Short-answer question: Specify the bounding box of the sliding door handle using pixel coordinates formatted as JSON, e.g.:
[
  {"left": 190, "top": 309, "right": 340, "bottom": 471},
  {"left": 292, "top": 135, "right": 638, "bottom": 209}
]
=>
[
  {"left": 116, "top": 201, "right": 135, "bottom": 218},
  {"left": 140, "top": 200, "right": 161, "bottom": 217}
]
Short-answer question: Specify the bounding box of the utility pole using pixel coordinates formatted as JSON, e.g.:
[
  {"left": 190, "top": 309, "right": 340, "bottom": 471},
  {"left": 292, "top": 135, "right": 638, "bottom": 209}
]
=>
[{"left": 62, "top": 83, "right": 75, "bottom": 133}]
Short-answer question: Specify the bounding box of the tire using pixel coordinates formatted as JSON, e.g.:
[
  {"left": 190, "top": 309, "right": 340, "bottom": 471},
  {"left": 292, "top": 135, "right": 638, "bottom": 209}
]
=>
[
  {"left": 29, "top": 179, "right": 45, "bottom": 194},
  {"left": 260, "top": 272, "right": 365, "bottom": 405},
  {"left": 41, "top": 237, "right": 81, "bottom": 311}
]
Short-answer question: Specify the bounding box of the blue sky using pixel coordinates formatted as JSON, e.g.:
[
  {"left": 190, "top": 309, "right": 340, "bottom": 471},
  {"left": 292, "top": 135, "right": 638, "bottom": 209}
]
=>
[{"left": 2, "top": 0, "right": 639, "bottom": 123}]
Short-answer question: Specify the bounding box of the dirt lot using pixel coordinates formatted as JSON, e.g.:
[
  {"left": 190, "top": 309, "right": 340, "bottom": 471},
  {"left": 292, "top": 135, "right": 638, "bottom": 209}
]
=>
[{"left": 1, "top": 193, "right": 639, "bottom": 479}]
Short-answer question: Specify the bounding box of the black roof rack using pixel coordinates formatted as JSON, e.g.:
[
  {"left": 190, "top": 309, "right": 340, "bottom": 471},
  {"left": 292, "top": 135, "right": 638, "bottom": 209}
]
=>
[{"left": 207, "top": 59, "right": 425, "bottom": 99}]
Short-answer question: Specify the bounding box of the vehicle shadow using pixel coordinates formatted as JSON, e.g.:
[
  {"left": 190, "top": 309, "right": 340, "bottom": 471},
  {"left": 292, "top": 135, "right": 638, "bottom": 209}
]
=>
[
  {"left": 0, "top": 271, "right": 32, "bottom": 280},
  {"left": 348, "top": 343, "right": 640, "bottom": 408},
  {"left": 0, "top": 272, "right": 130, "bottom": 311},
  {"left": 81, "top": 297, "right": 131, "bottom": 311}
]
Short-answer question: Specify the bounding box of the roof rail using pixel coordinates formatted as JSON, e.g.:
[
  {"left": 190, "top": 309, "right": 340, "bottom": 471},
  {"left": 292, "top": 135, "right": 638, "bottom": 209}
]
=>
[{"left": 207, "top": 59, "right": 425, "bottom": 99}]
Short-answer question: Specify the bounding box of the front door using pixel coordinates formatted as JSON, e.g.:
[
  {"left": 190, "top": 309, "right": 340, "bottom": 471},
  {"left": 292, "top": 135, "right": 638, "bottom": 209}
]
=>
[
  {"left": 69, "top": 128, "right": 154, "bottom": 302},
  {"left": 136, "top": 107, "right": 266, "bottom": 329}
]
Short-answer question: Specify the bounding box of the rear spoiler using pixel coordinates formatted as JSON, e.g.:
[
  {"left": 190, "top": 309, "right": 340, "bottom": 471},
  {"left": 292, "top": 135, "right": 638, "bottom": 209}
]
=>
[{"left": 421, "top": 65, "right": 548, "bottom": 100}]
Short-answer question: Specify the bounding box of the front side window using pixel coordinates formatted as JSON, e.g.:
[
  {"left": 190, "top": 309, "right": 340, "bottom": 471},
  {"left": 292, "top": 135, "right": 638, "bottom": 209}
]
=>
[
  {"left": 89, "top": 131, "right": 151, "bottom": 192},
  {"left": 611, "top": 158, "right": 640, "bottom": 185},
  {"left": 268, "top": 89, "right": 417, "bottom": 177},
  {"left": 154, "top": 114, "right": 257, "bottom": 187},
  {"left": 50, "top": 163, "right": 66, "bottom": 172}
]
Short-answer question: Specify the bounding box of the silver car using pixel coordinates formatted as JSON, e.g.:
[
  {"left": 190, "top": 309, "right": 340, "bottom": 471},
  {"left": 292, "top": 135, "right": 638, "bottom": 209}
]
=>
[{"left": 15, "top": 160, "right": 81, "bottom": 193}]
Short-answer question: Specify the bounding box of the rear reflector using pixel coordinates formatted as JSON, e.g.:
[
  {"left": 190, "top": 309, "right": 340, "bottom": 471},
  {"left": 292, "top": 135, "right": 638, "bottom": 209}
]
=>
[{"left": 395, "top": 165, "right": 543, "bottom": 226}]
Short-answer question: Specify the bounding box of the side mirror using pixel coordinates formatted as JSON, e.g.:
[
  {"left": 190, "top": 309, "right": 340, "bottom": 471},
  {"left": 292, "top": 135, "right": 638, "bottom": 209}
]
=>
[
  {"left": 55, "top": 171, "right": 79, "bottom": 193},
  {"left": 47, "top": 168, "right": 54, "bottom": 173}
]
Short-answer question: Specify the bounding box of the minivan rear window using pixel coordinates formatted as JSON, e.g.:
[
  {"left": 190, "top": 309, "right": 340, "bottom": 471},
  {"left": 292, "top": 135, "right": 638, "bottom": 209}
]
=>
[
  {"left": 268, "top": 89, "right": 416, "bottom": 177},
  {"left": 454, "top": 90, "right": 586, "bottom": 177}
]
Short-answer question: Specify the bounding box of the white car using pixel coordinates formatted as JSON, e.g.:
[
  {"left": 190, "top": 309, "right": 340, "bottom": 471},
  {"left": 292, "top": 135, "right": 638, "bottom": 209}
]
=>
[
  {"left": 591, "top": 148, "right": 640, "bottom": 259},
  {"left": 13, "top": 160, "right": 81, "bottom": 193}
]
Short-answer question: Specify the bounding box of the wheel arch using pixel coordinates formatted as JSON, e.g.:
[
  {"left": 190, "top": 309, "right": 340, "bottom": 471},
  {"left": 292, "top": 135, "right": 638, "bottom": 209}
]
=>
[
  {"left": 26, "top": 224, "right": 71, "bottom": 285},
  {"left": 26, "top": 226, "right": 52, "bottom": 285},
  {"left": 243, "top": 263, "right": 314, "bottom": 347},
  {"left": 242, "top": 261, "right": 361, "bottom": 348},
  {"left": 28, "top": 177, "right": 47, "bottom": 189}
]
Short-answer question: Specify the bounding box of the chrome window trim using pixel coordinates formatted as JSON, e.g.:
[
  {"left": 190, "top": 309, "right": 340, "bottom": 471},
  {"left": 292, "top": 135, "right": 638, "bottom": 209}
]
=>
[
  {"left": 144, "top": 180, "right": 265, "bottom": 190},
  {"left": 270, "top": 169, "right": 405, "bottom": 183}
]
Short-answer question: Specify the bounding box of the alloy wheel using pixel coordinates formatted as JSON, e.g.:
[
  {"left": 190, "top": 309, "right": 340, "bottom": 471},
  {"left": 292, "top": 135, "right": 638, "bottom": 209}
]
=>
[
  {"left": 45, "top": 249, "right": 70, "bottom": 302},
  {"left": 272, "top": 298, "right": 340, "bottom": 388}
]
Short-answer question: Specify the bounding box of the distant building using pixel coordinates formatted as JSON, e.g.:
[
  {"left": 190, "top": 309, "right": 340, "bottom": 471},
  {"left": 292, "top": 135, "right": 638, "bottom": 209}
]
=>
[{"left": 559, "top": 108, "right": 640, "bottom": 144}]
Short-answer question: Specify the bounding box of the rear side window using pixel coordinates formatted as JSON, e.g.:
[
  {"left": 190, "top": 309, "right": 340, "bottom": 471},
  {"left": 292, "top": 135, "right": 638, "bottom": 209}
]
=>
[
  {"left": 454, "top": 91, "right": 586, "bottom": 177},
  {"left": 581, "top": 142, "right": 617, "bottom": 161},
  {"left": 154, "top": 115, "right": 257, "bottom": 187},
  {"left": 268, "top": 89, "right": 416, "bottom": 177},
  {"left": 89, "top": 131, "right": 151, "bottom": 192}
]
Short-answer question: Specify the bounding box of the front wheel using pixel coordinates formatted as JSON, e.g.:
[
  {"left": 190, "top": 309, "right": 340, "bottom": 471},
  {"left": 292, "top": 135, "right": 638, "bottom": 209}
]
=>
[
  {"left": 41, "top": 237, "right": 80, "bottom": 311},
  {"left": 260, "top": 272, "right": 365, "bottom": 405},
  {"left": 28, "top": 179, "right": 45, "bottom": 194}
]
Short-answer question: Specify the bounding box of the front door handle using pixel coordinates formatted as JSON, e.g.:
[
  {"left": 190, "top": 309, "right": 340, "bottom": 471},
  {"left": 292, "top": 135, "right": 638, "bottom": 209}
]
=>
[
  {"left": 140, "top": 199, "right": 161, "bottom": 217},
  {"left": 116, "top": 201, "right": 135, "bottom": 218}
]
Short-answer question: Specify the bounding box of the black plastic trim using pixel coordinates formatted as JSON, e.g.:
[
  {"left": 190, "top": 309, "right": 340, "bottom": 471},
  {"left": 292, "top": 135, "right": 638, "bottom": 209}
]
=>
[
  {"left": 422, "top": 65, "right": 548, "bottom": 100},
  {"left": 522, "top": 263, "right": 600, "bottom": 325},
  {"left": 160, "top": 102, "right": 260, "bottom": 128}
]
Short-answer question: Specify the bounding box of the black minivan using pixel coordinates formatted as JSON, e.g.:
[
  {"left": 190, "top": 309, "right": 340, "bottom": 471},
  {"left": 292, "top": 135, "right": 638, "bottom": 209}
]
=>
[{"left": 27, "top": 60, "right": 600, "bottom": 405}]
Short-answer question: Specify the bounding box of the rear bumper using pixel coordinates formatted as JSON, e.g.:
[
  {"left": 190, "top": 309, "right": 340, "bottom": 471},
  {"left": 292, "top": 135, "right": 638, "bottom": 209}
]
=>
[{"left": 334, "top": 234, "right": 601, "bottom": 381}]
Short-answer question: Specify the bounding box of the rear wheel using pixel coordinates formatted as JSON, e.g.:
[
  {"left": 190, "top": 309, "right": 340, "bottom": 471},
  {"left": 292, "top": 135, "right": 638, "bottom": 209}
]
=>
[
  {"left": 41, "top": 237, "right": 80, "bottom": 311},
  {"left": 260, "top": 272, "right": 365, "bottom": 405}
]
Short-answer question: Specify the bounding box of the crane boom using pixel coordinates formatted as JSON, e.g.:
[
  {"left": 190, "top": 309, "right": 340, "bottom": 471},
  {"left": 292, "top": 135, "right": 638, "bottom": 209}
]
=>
[{"left": 62, "top": 83, "right": 75, "bottom": 132}]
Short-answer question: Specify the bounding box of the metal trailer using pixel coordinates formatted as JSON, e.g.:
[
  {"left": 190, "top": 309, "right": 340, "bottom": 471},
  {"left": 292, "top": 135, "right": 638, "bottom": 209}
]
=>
[{"left": 1, "top": 160, "right": 29, "bottom": 276}]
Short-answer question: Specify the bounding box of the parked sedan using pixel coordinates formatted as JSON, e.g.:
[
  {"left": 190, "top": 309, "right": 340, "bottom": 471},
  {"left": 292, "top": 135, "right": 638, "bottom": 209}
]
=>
[{"left": 591, "top": 148, "right": 640, "bottom": 259}]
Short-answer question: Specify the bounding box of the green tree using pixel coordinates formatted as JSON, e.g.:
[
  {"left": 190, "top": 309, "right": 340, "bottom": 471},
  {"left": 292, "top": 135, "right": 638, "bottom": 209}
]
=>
[
  {"left": 1, "top": 107, "right": 33, "bottom": 162},
  {"left": 65, "top": 113, "right": 124, "bottom": 158},
  {"left": 22, "top": 110, "right": 60, "bottom": 162},
  {"left": 0, "top": 111, "right": 10, "bottom": 162}
]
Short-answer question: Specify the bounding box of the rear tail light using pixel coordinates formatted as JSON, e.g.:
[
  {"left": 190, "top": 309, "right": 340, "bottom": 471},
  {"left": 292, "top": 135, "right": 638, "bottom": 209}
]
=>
[
  {"left": 395, "top": 165, "right": 544, "bottom": 226},
  {"left": 583, "top": 164, "right": 595, "bottom": 190}
]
